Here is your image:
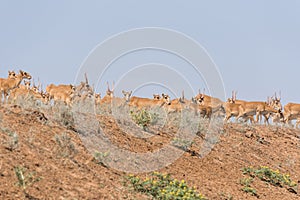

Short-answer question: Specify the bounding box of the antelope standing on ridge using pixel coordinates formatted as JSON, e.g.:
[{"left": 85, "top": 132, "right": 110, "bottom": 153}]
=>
[
  {"left": 100, "top": 82, "right": 115, "bottom": 104},
  {"left": 8, "top": 71, "right": 16, "bottom": 79},
  {"left": 195, "top": 89, "right": 224, "bottom": 117},
  {"left": 0, "top": 70, "right": 32, "bottom": 103},
  {"left": 8, "top": 80, "right": 32, "bottom": 103},
  {"left": 129, "top": 93, "right": 171, "bottom": 109},
  {"left": 225, "top": 91, "right": 255, "bottom": 123},
  {"left": 153, "top": 94, "right": 161, "bottom": 100},
  {"left": 283, "top": 103, "right": 300, "bottom": 126}
]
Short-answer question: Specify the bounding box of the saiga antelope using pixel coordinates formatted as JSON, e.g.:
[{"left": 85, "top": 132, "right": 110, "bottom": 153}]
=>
[
  {"left": 190, "top": 97, "right": 212, "bottom": 118},
  {"left": 165, "top": 91, "right": 188, "bottom": 113},
  {"left": 8, "top": 80, "right": 31, "bottom": 102},
  {"left": 195, "top": 89, "right": 224, "bottom": 117},
  {"left": 0, "top": 70, "right": 32, "bottom": 103},
  {"left": 129, "top": 93, "right": 171, "bottom": 109},
  {"left": 8, "top": 71, "right": 16, "bottom": 79},
  {"left": 283, "top": 103, "right": 300, "bottom": 126},
  {"left": 153, "top": 94, "right": 161, "bottom": 100},
  {"left": 225, "top": 91, "right": 254, "bottom": 123},
  {"left": 100, "top": 82, "right": 114, "bottom": 104}
]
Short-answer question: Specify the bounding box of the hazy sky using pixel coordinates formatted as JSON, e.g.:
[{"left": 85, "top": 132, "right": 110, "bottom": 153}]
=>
[{"left": 0, "top": 1, "right": 299, "bottom": 105}]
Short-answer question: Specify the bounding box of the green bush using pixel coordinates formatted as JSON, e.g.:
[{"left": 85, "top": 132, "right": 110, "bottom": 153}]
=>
[
  {"left": 242, "top": 166, "right": 297, "bottom": 188},
  {"left": 130, "top": 109, "right": 159, "bottom": 131},
  {"left": 126, "top": 172, "right": 207, "bottom": 200},
  {"left": 241, "top": 166, "right": 297, "bottom": 196},
  {"left": 14, "top": 166, "right": 41, "bottom": 192}
]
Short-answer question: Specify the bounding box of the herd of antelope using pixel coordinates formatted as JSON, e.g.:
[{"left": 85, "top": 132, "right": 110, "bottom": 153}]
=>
[{"left": 1, "top": 70, "right": 300, "bottom": 128}]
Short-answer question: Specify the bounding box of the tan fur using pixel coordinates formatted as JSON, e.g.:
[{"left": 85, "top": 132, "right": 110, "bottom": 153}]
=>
[
  {"left": 0, "top": 70, "right": 32, "bottom": 102},
  {"left": 283, "top": 103, "right": 300, "bottom": 125},
  {"left": 129, "top": 94, "right": 171, "bottom": 109}
]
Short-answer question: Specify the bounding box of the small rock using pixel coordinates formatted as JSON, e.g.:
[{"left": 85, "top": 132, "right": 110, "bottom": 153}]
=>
[{"left": 245, "top": 132, "right": 253, "bottom": 138}]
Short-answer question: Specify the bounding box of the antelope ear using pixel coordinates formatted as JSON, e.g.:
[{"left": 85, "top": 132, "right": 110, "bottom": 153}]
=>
[{"left": 162, "top": 93, "right": 165, "bottom": 97}]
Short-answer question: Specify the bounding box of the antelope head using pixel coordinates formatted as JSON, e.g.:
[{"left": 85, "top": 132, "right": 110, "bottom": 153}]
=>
[
  {"left": 94, "top": 93, "right": 101, "bottom": 99},
  {"left": 228, "top": 91, "right": 237, "bottom": 103},
  {"left": 271, "top": 92, "right": 282, "bottom": 111},
  {"left": 24, "top": 80, "right": 31, "bottom": 89},
  {"left": 19, "top": 70, "right": 32, "bottom": 80},
  {"left": 153, "top": 94, "right": 161, "bottom": 100},
  {"left": 122, "top": 90, "right": 132, "bottom": 102},
  {"left": 162, "top": 93, "right": 171, "bottom": 105},
  {"left": 8, "top": 71, "right": 16, "bottom": 79},
  {"left": 106, "top": 81, "right": 114, "bottom": 97}
]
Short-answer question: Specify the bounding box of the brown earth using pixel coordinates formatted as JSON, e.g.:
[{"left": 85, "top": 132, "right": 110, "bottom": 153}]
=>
[{"left": 0, "top": 104, "right": 300, "bottom": 200}]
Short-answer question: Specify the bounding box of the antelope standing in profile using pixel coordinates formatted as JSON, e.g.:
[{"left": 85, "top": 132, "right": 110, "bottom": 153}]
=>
[
  {"left": 225, "top": 91, "right": 255, "bottom": 123},
  {"left": 46, "top": 84, "right": 74, "bottom": 98},
  {"left": 236, "top": 99, "right": 277, "bottom": 125},
  {"left": 129, "top": 93, "right": 171, "bottom": 109},
  {"left": 0, "top": 70, "right": 32, "bottom": 103},
  {"left": 283, "top": 103, "right": 300, "bottom": 127},
  {"left": 46, "top": 83, "right": 76, "bottom": 106}
]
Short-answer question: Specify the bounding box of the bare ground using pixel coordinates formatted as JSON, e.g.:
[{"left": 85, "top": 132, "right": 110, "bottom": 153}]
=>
[{"left": 0, "top": 104, "right": 300, "bottom": 200}]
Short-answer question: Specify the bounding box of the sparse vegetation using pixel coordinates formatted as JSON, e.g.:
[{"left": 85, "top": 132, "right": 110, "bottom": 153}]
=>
[
  {"left": 14, "top": 166, "right": 41, "bottom": 196},
  {"left": 172, "top": 138, "right": 194, "bottom": 151},
  {"left": 94, "top": 151, "right": 110, "bottom": 167},
  {"left": 219, "top": 192, "right": 233, "bottom": 200},
  {"left": 4, "top": 128, "right": 19, "bottom": 151},
  {"left": 130, "top": 109, "right": 159, "bottom": 131},
  {"left": 240, "top": 177, "right": 258, "bottom": 197},
  {"left": 241, "top": 166, "right": 298, "bottom": 196},
  {"left": 126, "top": 172, "right": 207, "bottom": 200},
  {"left": 54, "top": 132, "right": 77, "bottom": 158}
]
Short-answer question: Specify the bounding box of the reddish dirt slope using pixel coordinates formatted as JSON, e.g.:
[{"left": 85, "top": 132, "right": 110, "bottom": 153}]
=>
[{"left": 0, "top": 105, "right": 300, "bottom": 199}]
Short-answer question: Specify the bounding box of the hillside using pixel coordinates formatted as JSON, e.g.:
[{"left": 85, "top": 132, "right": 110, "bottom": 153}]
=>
[{"left": 0, "top": 103, "right": 300, "bottom": 200}]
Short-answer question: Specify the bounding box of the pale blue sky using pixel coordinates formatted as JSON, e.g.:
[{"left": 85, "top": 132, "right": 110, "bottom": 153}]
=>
[{"left": 0, "top": 1, "right": 299, "bottom": 105}]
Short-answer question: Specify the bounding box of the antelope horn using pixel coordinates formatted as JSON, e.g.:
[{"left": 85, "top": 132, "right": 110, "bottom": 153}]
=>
[
  {"left": 235, "top": 91, "right": 237, "bottom": 101},
  {"left": 279, "top": 91, "right": 281, "bottom": 100},
  {"left": 32, "top": 78, "right": 36, "bottom": 87},
  {"left": 106, "top": 81, "right": 110, "bottom": 91},
  {"left": 182, "top": 90, "right": 185, "bottom": 100},
  {"left": 85, "top": 73, "right": 89, "bottom": 84},
  {"left": 38, "top": 77, "right": 41, "bottom": 91}
]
